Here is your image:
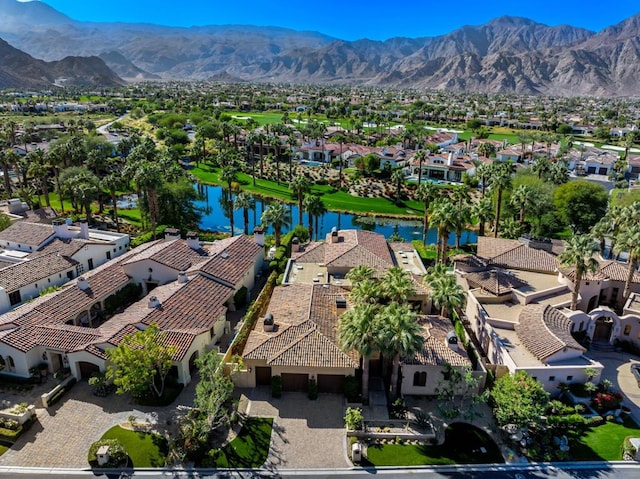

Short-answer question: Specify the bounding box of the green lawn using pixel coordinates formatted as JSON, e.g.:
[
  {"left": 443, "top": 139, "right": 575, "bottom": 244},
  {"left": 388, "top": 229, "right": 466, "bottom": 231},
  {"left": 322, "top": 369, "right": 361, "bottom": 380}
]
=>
[
  {"left": 0, "top": 445, "right": 8, "bottom": 456},
  {"left": 192, "top": 164, "right": 425, "bottom": 218},
  {"left": 571, "top": 418, "right": 640, "bottom": 461},
  {"left": 100, "top": 426, "right": 168, "bottom": 468},
  {"left": 364, "top": 423, "right": 504, "bottom": 466},
  {"left": 213, "top": 417, "right": 273, "bottom": 468}
]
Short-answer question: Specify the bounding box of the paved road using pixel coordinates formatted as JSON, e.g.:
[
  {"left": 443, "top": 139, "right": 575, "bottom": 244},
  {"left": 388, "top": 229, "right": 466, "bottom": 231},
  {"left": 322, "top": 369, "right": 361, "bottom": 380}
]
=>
[{"left": 0, "top": 463, "right": 639, "bottom": 479}]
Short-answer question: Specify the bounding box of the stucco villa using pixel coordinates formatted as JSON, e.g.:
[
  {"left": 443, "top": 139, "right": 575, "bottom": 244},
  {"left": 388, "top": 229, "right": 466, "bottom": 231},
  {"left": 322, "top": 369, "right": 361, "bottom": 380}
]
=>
[
  {"left": 240, "top": 229, "right": 482, "bottom": 397},
  {"left": 0, "top": 231, "right": 264, "bottom": 386}
]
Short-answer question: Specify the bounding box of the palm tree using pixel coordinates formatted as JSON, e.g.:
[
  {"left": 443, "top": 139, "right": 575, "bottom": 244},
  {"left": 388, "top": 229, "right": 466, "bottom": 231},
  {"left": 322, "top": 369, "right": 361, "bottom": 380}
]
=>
[
  {"left": 289, "top": 176, "right": 311, "bottom": 226},
  {"left": 430, "top": 199, "right": 458, "bottom": 265},
  {"left": 414, "top": 149, "right": 426, "bottom": 185},
  {"left": 391, "top": 167, "right": 405, "bottom": 204},
  {"left": 614, "top": 223, "right": 640, "bottom": 301},
  {"left": 267, "top": 135, "right": 282, "bottom": 183},
  {"left": 0, "top": 147, "right": 17, "bottom": 196},
  {"left": 488, "top": 162, "right": 512, "bottom": 238},
  {"left": 559, "top": 234, "right": 600, "bottom": 311},
  {"left": 133, "top": 161, "right": 163, "bottom": 238},
  {"left": 428, "top": 274, "right": 465, "bottom": 317},
  {"left": 26, "top": 149, "right": 51, "bottom": 207},
  {"left": 381, "top": 267, "right": 415, "bottom": 304},
  {"left": 287, "top": 135, "right": 297, "bottom": 182},
  {"left": 303, "top": 193, "right": 326, "bottom": 241},
  {"left": 471, "top": 196, "right": 494, "bottom": 237},
  {"left": 261, "top": 202, "right": 290, "bottom": 247},
  {"left": 415, "top": 181, "right": 439, "bottom": 245},
  {"left": 338, "top": 303, "right": 380, "bottom": 401},
  {"left": 234, "top": 192, "right": 255, "bottom": 236},
  {"left": 378, "top": 302, "right": 424, "bottom": 398},
  {"left": 518, "top": 133, "right": 531, "bottom": 162},
  {"left": 510, "top": 184, "right": 531, "bottom": 224},
  {"left": 101, "top": 172, "right": 124, "bottom": 232}
]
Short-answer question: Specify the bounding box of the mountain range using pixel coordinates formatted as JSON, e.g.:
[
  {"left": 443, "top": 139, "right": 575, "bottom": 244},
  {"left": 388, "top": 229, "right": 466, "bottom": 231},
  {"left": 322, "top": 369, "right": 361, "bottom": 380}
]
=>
[{"left": 1, "top": 0, "right": 640, "bottom": 96}]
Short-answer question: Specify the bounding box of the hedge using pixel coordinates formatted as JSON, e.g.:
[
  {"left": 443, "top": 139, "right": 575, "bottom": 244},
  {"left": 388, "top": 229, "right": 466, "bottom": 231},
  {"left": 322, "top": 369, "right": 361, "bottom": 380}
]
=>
[{"left": 130, "top": 225, "right": 168, "bottom": 248}]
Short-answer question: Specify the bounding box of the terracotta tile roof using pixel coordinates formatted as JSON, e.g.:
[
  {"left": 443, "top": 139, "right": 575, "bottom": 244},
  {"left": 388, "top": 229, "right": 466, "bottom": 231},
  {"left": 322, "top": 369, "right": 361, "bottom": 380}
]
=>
[
  {"left": 31, "top": 237, "right": 86, "bottom": 258},
  {"left": 404, "top": 315, "right": 471, "bottom": 367},
  {"left": 291, "top": 242, "right": 325, "bottom": 262},
  {"left": 598, "top": 260, "right": 640, "bottom": 283},
  {"left": 2, "top": 324, "right": 101, "bottom": 353},
  {"left": 477, "top": 236, "right": 559, "bottom": 273},
  {"left": 0, "top": 221, "right": 54, "bottom": 247},
  {"left": 198, "top": 235, "right": 262, "bottom": 285},
  {"left": 243, "top": 283, "right": 357, "bottom": 368},
  {"left": 515, "top": 304, "right": 585, "bottom": 362},
  {"left": 465, "top": 269, "right": 528, "bottom": 296},
  {"left": 143, "top": 275, "right": 232, "bottom": 334},
  {"left": 0, "top": 253, "right": 77, "bottom": 293},
  {"left": 323, "top": 230, "right": 394, "bottom": 267},
  {"left": 454, "top": 254, "right": 489, "bottom": 269},
  {"left": 124, "top": 239, "right": 209, "bottom": 271}
]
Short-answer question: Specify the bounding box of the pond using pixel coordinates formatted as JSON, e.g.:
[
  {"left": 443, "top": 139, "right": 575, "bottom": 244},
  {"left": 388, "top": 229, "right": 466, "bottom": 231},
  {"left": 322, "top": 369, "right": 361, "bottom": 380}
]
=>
[{"left": 195, "top": 183, "right": 477, "bottom": 244}]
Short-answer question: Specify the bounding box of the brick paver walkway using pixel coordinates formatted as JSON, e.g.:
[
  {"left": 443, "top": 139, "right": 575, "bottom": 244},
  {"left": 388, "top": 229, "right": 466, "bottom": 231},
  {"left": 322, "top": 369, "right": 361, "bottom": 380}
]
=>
[{"left": 0, "top": 380, "right": 196, "bottom": 468}]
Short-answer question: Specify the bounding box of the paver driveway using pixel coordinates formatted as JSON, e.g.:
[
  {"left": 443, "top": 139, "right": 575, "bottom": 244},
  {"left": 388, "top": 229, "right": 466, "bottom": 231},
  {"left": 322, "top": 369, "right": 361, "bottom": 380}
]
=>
[
  {"left": 242, "top": 388, "right": 350, "bottom": 469},
  {"left": 0, "top": 380, "right": 195, "bottom": 468}
]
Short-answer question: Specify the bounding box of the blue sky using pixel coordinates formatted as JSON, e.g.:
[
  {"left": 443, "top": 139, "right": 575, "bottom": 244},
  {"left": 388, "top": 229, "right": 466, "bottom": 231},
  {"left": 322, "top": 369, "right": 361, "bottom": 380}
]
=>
[{"left": 32, "top": 0, "right": 640, "bottom": 41}]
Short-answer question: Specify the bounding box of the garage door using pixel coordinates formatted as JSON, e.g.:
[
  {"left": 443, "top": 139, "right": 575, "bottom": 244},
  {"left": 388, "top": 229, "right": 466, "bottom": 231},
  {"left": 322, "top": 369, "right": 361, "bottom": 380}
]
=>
[
  {"left": 587, "top": 166, "right": 597, "bottom": 174},
  {"left": 255, "top": 366, "right": 272, "bottom": 386},
  {"left": 317, "top": 374, "right": 344, "bottom": 393},
  {"left": 78, "top": 361, "right": 100, "bottom": 380},
  {"left": 282, "top": 373, "right": 308, "bottom": 392}
]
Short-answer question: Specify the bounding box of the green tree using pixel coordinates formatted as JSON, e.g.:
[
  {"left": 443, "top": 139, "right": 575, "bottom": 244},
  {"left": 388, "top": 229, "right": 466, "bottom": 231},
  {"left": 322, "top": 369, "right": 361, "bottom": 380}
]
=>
[
  {"left": 261, "top": 202, "right": 290, "bottom": 247},
  {"left": 303, "top": 193, "right": 326, "bottom": 241},
  {"left": 234, "top": 192, "right": 255, "bottom": 236},
  {"left": 491, "top": 371, "right": 549, "bottom": 428},
  {"left": 613, "top": 217, "right": 640, "bottom": 301},
  {"left": 193, "top": 349, "right": 234, "bottom": 432},
  {"left": 436, "top": 364, "right": 487, "bottom": 420},
  {"left": 427, "top": 273, "right": 465, "bottom": 318},
  {"left": 106, "top": 323, "right": 177, "bottom": 399},
  {"left": 471, "top": 196, "right": 493, "bottom": 237},
  {"left": 415, "top": 181, "right": 439, "bottom": 245},
  {"left": 488, "top": 162, "right": 513, "bottom": 238},
  {"left": 338, "top": 303, "right": 380, "bottom": 401},
  {"left": 378, "top": 302, "right": 424, "bottom": 398},
  {"left": 391, "top": 167, "right": 405, "bottom": 204},
  {"left": 559, "top": 234, "right": 600, "bottom": 311},
  {"left": 430, "top": 198, "right": 457, "bottom": 264},
  {"left": 381, "top": 267, "right": 415, "bottom": 304},
  {"left": 553, "top": 180, "right": 608, "bottom": 234},
  {"left": 290, "top": 176, "right": 311, "bottom": 226}
]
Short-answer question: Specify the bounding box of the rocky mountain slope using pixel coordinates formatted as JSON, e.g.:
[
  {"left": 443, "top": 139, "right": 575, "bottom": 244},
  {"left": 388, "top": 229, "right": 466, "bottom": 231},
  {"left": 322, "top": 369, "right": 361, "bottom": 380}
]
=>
[{"left": 1, "top": 0, "right": 639, "bottom": 96}]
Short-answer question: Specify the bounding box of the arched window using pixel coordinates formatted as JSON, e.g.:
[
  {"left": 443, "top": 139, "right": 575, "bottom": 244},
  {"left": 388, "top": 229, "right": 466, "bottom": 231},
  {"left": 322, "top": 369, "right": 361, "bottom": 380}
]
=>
[
  {"left": 624, "top": 325, "right": 631, "bottom": 336},
  {"left": 413, "top": 371, "right": 427, "bottom": 387},
  {"left": 0, "top": 356, "right": 5, "bottom": 371},
  {"left": 6, "top": 356, "right": 15, "bottom": 372}
]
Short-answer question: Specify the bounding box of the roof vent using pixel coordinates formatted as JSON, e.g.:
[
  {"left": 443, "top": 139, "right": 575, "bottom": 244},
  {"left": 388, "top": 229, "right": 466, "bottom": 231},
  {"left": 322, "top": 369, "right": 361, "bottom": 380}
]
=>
[
  {"left": 148, "top": 296, "right": 161, "bottom": 308},
  {"left": 186, "top": 231, "right": 200, "bottom": 250},
  {"left": 77, "top": 277, "right": 89, "bottom": 291},
  {"left": 177, "top": 271, "right": 189, "bottom": 284},
  {"left": 336, "top": 297, "right": 347, "bottom": 308},
  {"left": 165, "top": 228, "right": 180, "bottom": 241},
  {"left": 220, "top": 252, "right": 229, "bottom": 259},
  {"left": 263, "top": 313, "right": 275, "bottom": 332}
]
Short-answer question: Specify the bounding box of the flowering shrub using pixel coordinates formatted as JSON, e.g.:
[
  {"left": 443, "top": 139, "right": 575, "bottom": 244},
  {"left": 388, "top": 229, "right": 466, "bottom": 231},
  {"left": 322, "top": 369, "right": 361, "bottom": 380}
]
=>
[{"left": 591, "top": 391, "right": 623, "bottom": 413}]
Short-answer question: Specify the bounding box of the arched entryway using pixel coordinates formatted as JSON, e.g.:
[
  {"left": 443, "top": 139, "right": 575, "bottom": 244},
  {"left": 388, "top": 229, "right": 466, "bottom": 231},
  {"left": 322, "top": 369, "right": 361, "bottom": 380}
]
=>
[
  {"left": 77, "top": 361, "right": 100, "bottom": 380},
  {"left": 593, "top": 316, "right": 614, "bottom": 343},
  {"left": 188, "top": 351, "right": 199, "bottom": 374}
]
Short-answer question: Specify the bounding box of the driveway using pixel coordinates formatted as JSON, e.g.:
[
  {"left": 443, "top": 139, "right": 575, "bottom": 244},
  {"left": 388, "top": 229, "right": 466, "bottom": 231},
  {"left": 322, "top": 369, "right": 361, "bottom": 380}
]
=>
[
  {"left": 240, "top": 388, "right": 350, "bottom": 469},
  {"left": 0, "top": 380, "right": 196, "bottom": 468},
  {"left": 587, "top": 350, "right": 640, "bottom": 419}
]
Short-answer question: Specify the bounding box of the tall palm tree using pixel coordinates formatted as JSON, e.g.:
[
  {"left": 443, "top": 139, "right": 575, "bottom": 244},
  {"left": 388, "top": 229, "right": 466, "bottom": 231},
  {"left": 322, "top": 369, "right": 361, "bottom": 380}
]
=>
[
  {"left": 267, "top": 135, "right": 282, "bottom": 183},
  {"left": 289, "top": 176, "right": 311, "bottom": 226},
  {"left": 471, "top": 196, "right": 494, "bottom": 237},
  {"left": 26, "top": 149, "right": 51, "bottom": 207},
  {"left": 261, "top": 202, "right": 290, "bottom": 247},
  {"left": 415, "top": 181, "right": 439, "bottom": 245},
  {"left": 427, "top": 274, "right": 465, "bottom": 317},
  {"left": 381, "top": 267, "right": 415, "bottom": 304},
  {"left": 614, "top": 223, "right": 640, "bottom": 301},
  {"left": 101, "top": 172, "right": 124, "bottom": 232},
  {"left": 391, "top": 167, "right": 405, "bottom": 205},
  {"left": 234, "top": 192, "right": 255, "bottom": 236},
  {"left": 338, "top": 303, "right": 380, "bottom": 401},
  {"left": 559, "top": 234, "right": 600, "bottom": 311},
  {"left": 414, "top": 149, "right": 426, "bottom": 185},
  {"left": 287, "top": 135, "right": 297, "bottom": 182},
  {"left": 378, "top": 302, "right": 424, "bottom": 398},
  {"left": 303, "top": 193, "right": 326, "bottom": 241},
  {"left": 488, "top": 162, "right": 512, "bottom": 238},
  {"left": 510, "top": 184, "right": 531, "bottom": 224},
  {"left": 346, "top": 264, "right": 376, "bottom": 284},
  {"left": 430, "top": 198, "right": 458, "bottom": 265}
]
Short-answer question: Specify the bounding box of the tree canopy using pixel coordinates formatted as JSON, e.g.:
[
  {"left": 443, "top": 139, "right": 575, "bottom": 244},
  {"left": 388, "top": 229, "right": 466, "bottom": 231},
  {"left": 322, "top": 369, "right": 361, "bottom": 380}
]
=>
[
  {"left": 553, "top": 180, "right": 608, "bottom": 234},
  {"left": 491, "top": 371, "right": 549, "bottom": 428}
]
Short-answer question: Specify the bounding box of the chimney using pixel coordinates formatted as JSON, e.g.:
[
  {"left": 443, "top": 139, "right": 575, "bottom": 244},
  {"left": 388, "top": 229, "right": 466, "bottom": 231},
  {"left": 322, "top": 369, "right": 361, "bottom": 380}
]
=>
[
  {"left": 177, "top": 271, "right": 189, "bottom": 284},
  {"left": 148, "top": 296, "right": 161, "bottom": 308},
  {"left": 291, "top": 237, "right": 300, "bottom": 253},
  {"left": 330, "top": 226, "right": 339, "bottom": 243},
  {"left": 165, "top": 228, "right": 180, "bottom": 241},
  {"left": 446, "top": 332, "right": 460, "bottom": 352},
  {"left": 263, "top": 313, "right": 275, "bottom": 332},
  {"left": 77, "top": 277, "right": 89, "bottom": 291},
  {"left": 52, "top": 218, "right": 69, "bottom": 238},
  {"left": 253, "top": 226, "right": 265, "bottom": 247},
  {"left": 447, "top": 152, "right": 454, "bottom": 166},
  {"left": 79, "top": 220, "right": 89, "bottom": 240},
  {"left": 186, "top": 231, "right": 200, "bottom": 250}
]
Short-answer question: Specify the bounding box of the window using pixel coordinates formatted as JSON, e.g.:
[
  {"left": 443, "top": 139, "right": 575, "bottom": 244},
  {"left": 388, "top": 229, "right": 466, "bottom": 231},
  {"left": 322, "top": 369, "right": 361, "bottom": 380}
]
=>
[
  {"left": 549, "top": 376, "right": 556, "bottom": 382},
  {"left": 624, "top": 325, "right": 631, "bottom": 336},
  {"left": 106, "top": 251, "right": 111, "bottom": 260},
  {"left": 8, "top": 290, "right": 21, "bottom": 306},
  {"left": 76, "top": 264, "right": 84, "bottom": 275},
  {"left": 88, "top": 258, "right": 94, "bottom": 270},
  {"left": 6, "top": 356, "right": 14, "bottom": 372},
  {"left": 413, "top": 371, "right": 427, "bottom": 387}
]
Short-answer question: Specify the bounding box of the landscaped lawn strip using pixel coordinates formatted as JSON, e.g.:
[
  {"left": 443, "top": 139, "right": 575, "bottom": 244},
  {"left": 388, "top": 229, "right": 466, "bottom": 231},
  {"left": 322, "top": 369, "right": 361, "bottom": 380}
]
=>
[
  {"left": 100, "top": 425, "right": 168, "bottom": 468},
  {"left": 570, "top": 417, "right": 640, "bottom": 461},
  {"left": 0, "top": 445, "right": 8, "bottom": 456},
  {"left": 364, "top": 423, "right": 504, "bottom": 466},
  {"left": 214, "top": 417, "right": 273, "bottom": 468}
]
